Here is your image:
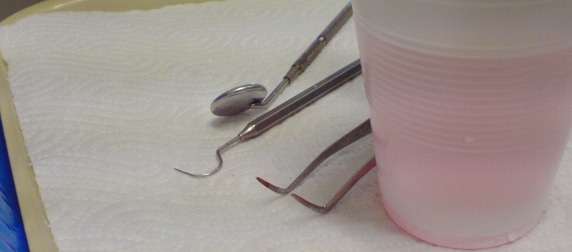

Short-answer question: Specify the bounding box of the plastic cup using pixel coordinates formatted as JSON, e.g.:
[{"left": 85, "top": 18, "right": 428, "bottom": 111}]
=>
[{"left": 351, "top": 0, "right": 572, "bottom": 249}]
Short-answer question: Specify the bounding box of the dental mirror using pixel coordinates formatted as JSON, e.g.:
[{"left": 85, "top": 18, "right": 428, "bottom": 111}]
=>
[
  {"left": 210, "top": 84, "right": 267, "bottom": 116},
  {"left": 209, "top": 3, "right": 353, "bottom": 116}
]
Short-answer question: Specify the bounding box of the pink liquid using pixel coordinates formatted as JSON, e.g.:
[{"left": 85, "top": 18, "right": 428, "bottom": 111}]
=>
[{"left": 356, "top": 20, "right": 572, "bottom": 249}]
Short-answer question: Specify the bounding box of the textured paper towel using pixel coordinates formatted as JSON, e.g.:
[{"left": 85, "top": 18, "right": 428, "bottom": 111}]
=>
[{"left": 0, "top": 0, "right": 571, "bottom": 251}]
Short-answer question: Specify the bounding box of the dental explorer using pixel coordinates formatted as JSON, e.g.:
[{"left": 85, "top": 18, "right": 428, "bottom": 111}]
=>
[{"left": 175, "top": 59, "right": 362, "bottom": 178}]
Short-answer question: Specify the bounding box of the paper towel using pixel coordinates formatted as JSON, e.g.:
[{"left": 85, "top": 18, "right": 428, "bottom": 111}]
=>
[{"left": 0, "top": 0, "right": 571, "bottom": 251}]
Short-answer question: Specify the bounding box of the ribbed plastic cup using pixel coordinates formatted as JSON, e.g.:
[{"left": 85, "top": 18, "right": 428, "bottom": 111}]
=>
[{"left": 352, "top": 0, "right": 572, "bottom": 249}]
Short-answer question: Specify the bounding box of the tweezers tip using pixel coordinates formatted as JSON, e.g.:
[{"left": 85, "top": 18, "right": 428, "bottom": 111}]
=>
[
  {"left": 291, "top": 193, "right": 328, "bottom": 214},
  {"left": 256, "top": 177, "right": 271, "bottom": 188},
  {"left": 256, "top": 177, "right": 290, "bottom": 195}
]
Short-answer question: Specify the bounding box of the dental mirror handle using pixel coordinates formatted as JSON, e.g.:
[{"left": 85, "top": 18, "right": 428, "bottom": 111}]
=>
[
  {"left": 252, "top": 3, "right": 353, "bottom": 109},
  {"left": 286, "top": 3, "right": 353, "bottom": 81},
  {"left": 240, "top": 59, "right": 361, "bottom": 140}
]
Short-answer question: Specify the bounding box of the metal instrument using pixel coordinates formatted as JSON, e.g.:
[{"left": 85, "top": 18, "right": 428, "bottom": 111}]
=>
[
  {"left": 210, "top": 3, "right": 353, "bottom": 116},
  {"left": 176, "top": 60, "right": 362, "bottom": 178},
  {"left": 293, "top": 157, "right": 375, "bottom": 214},
  {"left": 258, "top": 119, "right": 374, "bottom": 213}
]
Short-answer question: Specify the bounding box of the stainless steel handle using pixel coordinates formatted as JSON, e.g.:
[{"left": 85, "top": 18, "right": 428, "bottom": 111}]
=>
[
  {"left": 254, "top": 3, "right": 353, "bottom": 109},
  {"left": 241, "top": 59, "right": 361, "bottom": 139},
  {"left": 285, "top": 3, "right": 353, "bottom": 82}
]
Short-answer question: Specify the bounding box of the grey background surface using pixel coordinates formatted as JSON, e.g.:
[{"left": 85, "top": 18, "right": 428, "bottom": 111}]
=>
[{"left": 1, "top": 0, "right": 43, "bottom": 21}]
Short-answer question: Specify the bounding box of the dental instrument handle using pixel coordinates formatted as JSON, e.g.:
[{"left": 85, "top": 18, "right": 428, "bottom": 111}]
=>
[
  {"left": 285, "top": 3, "right": 353, "bottom": 82},
  {"left": 239, "top": 59, "right": 361, "bottom": 141},
  {"left": 253, "top": 3, "right": 353, "bottom": 109}
]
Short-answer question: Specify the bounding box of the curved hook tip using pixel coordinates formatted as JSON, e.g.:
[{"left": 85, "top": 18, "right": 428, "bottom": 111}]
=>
[
  {"left": 174, "top": 168, "right": 216, "bottom": 178},
  {"left": 174, "top": 144, "right": 226, "bottom": 178}
]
